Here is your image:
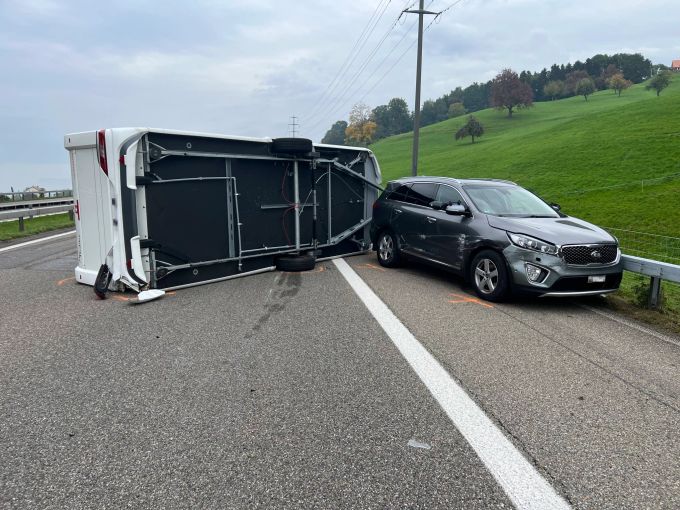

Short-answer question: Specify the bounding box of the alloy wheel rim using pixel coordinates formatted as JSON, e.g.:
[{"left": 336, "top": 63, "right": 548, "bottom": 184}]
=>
[
  {"left": 379, "top": 235, "right": 393, "bottom": 261},
  {"left": 475, "top": 258, "right": 499, "bottom": 294}
]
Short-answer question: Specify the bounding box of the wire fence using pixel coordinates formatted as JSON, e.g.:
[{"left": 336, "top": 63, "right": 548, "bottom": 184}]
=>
[
  {"left": 554, "top": 172, "right": 680, "bottom": 197},
  {"left": 604, "top": 227, "right": 680, "bottom": 266}
]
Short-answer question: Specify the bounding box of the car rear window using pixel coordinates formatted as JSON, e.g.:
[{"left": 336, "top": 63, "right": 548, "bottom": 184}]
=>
[
  {"left": 388, "top": 184, "right": 411, "bottom": 202},
  {"left": 407, "top": 183, "right": 438, "bottom": 206}
]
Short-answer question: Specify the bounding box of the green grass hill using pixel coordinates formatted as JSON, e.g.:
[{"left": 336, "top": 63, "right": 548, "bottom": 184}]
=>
[{"left": 371, "top": 76, "right": 680, "bottom": 239}]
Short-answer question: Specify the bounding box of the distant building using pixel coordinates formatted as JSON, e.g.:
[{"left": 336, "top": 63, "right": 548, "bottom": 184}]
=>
[
  {"left": 22, "top": 185, "right": 46, "bottom": 200},
  {"left": 672, "top": 60, "right": 680, "bottom": 72}
]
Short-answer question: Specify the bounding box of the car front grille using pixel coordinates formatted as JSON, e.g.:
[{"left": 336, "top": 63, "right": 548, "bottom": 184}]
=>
[{"left": 561, "top": 244, "right": 618, "bottom": 265}]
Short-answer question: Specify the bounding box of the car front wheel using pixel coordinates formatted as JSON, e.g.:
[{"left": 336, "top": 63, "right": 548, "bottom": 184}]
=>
[
  {"left": 470, "top": 250, "right": 509, "bottom": 302},
  {"left": 376, "top": 231, "right": 401, "bottom": 268}
]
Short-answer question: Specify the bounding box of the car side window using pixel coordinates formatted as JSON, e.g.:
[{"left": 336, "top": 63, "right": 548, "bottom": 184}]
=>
[
  {"left": 388, "top": 184, "right": 411, "bottom": 203},
  {"left": 436, "top": 185, "right": 464, "bottom": 206},
  {"left": 407, "top": 183, "right": 438, "bottom": 207}
]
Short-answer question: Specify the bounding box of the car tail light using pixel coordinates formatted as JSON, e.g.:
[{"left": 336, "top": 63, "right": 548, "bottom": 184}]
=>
[{"left": 97, "top": 129, "right": 108, "bottom": 175}]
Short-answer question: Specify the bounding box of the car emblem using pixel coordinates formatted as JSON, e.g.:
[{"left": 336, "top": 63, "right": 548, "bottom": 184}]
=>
[{"left": 591, "top": 250, "right": 602, "bottom": 259}]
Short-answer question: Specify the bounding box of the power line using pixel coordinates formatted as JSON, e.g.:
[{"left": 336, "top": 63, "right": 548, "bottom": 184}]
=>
[
  {"left": 306, "top": 3, "right": 421, "bottom": 133},
  {"left": 306, "top": 2, "right": 422, "bottom": 130},
  {"left": 309, "top": 0, "right": 468, "bottom": 138},
  {"left": 359, "top": 0, "right": 464, "bottom": 104},
  {"left": 305, "top": 0, "right": 398, "bottom": 126},
  {"left": 304, "top": 0, "right": 394, "bottom": 122},
  {"left": 303, "top": 0, "right": 388, "bottom": 120},
  {"left": 308, "top": 1, "right": 437, "bottom": 133}
]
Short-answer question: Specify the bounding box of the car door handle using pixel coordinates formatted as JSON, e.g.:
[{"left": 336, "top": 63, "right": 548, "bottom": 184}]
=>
[
  {"left": 426, "top": 217, "right": 437, "bottom": 223},
  {"left": 394, "top": 209, "right": 403, "bottom": 214}
]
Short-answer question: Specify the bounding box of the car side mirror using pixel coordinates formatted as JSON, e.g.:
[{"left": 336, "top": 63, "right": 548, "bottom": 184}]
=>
[
  {"left": 445, "top": 204, "right": 469, "bottom": 216},
  {"left": 429, "top": 200, "right": 445, "bottom": 210},
  {"left": 550, "top": 202, "right": 561, "bottom": 212}
]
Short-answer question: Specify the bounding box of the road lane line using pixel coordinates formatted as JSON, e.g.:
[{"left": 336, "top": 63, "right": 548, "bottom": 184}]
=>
[
  {"left": 0, "top": 230, "right": 76, "bottom": 254},
  {"left": 333, "top": 258, "right": 571, "bottom": 510},
  {"left": 578, "top": 303, "right": 680, "bottom": 348}
]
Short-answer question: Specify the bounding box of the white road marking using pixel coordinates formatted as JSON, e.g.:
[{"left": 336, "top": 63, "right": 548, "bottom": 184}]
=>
[
  {"left": 333, "top": 257, "right": 571, "bottom": 510},
  {"left": 407, "top": 439, "right": 432, "bottom": 450},
  {"left": 0, "top": 230, "right": 76, "bottom": 254},
  {"left": 578, "top": 303, "right": 680, "bottom": 348}
]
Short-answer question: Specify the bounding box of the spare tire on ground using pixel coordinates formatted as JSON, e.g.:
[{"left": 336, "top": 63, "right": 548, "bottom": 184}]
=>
[
  {"left": 271, "top": 137, "right": 314, "bottom": 155},
  {"left": 275, "top": 254, "right": 316, "bottom": 272}
]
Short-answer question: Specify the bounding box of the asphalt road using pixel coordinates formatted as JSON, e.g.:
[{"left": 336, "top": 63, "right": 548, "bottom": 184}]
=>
[{"left": 1, "top": 232, "right": 679, "bottom": 509}]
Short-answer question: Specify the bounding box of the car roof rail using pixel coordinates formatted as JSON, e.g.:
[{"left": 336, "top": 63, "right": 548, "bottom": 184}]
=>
[{"left": 465, "top": 178, "right": 518, "bottom": 185}]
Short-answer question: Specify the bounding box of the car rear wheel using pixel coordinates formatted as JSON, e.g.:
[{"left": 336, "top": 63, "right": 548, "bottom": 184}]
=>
[
  {"left": 470, "top": 250, "right": 509, "bottom": 302},
  {"left": 376, "top": 231, "right": 401, "bottom": 267}
]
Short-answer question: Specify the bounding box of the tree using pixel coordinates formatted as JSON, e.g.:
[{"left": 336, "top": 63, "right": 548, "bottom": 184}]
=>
[
  {"left": 448, "top": 102, "right": 466, "bottom": 118},
  {"left": 576, "top": 78, "right": 596, "bottom": 101},
  {"left": 615, "top": 53, "right": 652, "bottom": 83},
  {"left": 490, "top": 69, "right": 533, "bottom": 117},
  {"left": 543, "top": 80, "right": 564, "bottom": 100},
  {"left": 565, "top": 70, "right": 590, "bottom": 95},
  {"left": 421, "top": 97, "right": 449, "bottom": 126},
  {"left": 646, "top": 71, "right": 672, "bottom": 96},
  {"left": 321, "top": 120, "right": 348, "bottom": 145},
  {"left": 385, "top": 97, "right": 412, "bottom": 134},
  {"left": 344, "top": 103, "right": 377, "bottom": 146},
  {"left": 454, "top": 116, "right": 485, "bottom": 144},
  {"left": 371, "top": 98, "right": 411, "bottom": 140},
  {"left": 462, "top": 82, "right": 490, "bottom": 112},
  {"left": 607, "top": 73, "right": 632, "bottom": 96},
  {"left": 601, "top": 64, "right": 620, "bottom": 82}
]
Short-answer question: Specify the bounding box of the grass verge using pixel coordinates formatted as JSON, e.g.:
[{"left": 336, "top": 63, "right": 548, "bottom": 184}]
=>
[
  {"left": 605, "top": 272, "right": 680, "bottom": 335},
  {"left": 0, "top": 213, "right": 74, "bottom": 241}
]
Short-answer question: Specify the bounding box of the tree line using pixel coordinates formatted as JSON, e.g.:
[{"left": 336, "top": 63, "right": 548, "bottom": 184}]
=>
[{"left": 321, "top": 52, "right": 669, "bottom": 146}]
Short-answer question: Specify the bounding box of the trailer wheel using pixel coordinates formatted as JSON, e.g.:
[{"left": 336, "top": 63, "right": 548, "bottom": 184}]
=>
[
  {"left": 271, "top": 137, "right": 314, "bottom": 155},
  {"left": 94, "top": 264, "right": 112, "bottom": 299},
  {"left": 275, "top": 254, "right": 316, "bottom": 272}
]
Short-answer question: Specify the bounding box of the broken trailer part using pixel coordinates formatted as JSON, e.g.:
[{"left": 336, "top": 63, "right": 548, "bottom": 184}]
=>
[{"left": 65, "top": 128, "right": 381, "bottom": 295}]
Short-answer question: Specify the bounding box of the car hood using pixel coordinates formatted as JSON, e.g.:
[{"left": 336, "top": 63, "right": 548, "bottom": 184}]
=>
[{"left": 487, "top": 215, "right": 616, "bottom": 246}]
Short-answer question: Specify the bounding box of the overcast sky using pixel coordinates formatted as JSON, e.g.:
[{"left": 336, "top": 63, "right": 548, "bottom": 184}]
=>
[{"left": 1, "top": 0, "right": 678, "bottom": 191}]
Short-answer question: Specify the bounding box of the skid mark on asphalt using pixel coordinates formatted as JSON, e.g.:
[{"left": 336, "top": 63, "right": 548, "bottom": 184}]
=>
[
  {"left": 448, "top": 292, "right": 494, "bottom": 309},
  {"left": 245, "top": 271, "right": 302, "bottom": 339}
]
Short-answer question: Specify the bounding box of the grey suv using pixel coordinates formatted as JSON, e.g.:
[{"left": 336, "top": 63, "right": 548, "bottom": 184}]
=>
[{"left": 370, "top": 177, "right": 623, "bottom": 302}]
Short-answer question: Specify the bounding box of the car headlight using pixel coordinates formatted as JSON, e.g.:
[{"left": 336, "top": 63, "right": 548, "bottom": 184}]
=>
[{"left": 508, "top": 233, "right": 558, "bottom": 255}]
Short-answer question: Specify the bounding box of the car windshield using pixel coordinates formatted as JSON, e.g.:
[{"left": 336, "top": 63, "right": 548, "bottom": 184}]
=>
[{"left": 463, "top": 185, "right": 559, "bottom": 218}]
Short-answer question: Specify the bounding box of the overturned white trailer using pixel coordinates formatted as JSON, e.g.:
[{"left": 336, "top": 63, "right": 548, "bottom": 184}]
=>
[{"left": 65, "top": 128, "right": 381, "bottom": 296}]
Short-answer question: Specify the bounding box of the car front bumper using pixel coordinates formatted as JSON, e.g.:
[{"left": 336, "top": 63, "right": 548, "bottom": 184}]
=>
[{"left": 502, "top": 245, "right": 624, "bottom": 297}]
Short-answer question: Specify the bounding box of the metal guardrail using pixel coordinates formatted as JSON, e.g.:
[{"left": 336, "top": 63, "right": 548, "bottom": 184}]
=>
[
  {"left": 0, "top": 203, "right": 74, "bottom": 231},
  {"left": 0, "top": 189, "right": 72, "bottom": 202},
  {"left": 621, "top": 254, "right": 680, "bottom": 308},
  {"left": 0, "top": 197, "right": 75, "bottom": 211}
]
